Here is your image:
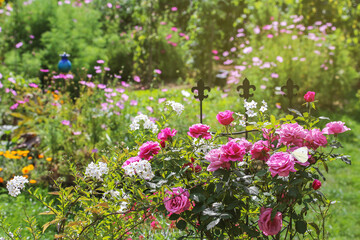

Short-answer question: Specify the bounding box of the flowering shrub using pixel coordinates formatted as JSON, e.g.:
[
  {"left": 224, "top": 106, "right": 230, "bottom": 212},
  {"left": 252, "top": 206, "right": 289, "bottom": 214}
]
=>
[{"left": 1, "top": 93, "right": 352, "bottom": 239}]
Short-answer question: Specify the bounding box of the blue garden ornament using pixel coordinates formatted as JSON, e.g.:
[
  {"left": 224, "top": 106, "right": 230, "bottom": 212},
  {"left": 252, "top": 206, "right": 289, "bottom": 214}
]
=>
[{"left": 58, "top": 52, "right": 72, "bottom": 73}]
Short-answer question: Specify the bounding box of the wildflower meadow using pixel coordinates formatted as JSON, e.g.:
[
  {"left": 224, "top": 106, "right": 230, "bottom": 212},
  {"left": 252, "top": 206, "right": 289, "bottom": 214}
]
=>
[{"left": 0, "top": 0, "right": 359, "bottom": 239}]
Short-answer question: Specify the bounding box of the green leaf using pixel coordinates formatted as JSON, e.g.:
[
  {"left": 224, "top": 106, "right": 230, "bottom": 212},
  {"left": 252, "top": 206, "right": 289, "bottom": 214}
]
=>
[
  {"left": 309, "top": 222, "right": 320, "bottom": 235},
  {"left": 338, "top": 155, "right": 351, "bottom": 165},
  {"left": 295, "top": 220, "right": 307, "bottom": 234},
  {"left": 206, "top": 218, "right": 220, "bottom": 230},
  {"left": 288, "top": 108, "right": 302, "bottom": 117},
  {"left": 176, "top": 220, "right": 187, "bottom": 230},
  {"left": 169, "top": 214, "right": 180, "bottom": 220}
]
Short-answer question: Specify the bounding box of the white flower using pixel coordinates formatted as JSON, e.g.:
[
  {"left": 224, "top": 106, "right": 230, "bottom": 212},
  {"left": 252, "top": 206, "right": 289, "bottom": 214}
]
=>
[
  {"left": 260, "top": 100, "right": 268, "bottom": 112},
  {"left": 123, "top": 160, "right": 154, "bottom": 180},
  {"left": 166, "top": 101, "right": 184, "bottom": 115},
  {"left": 246, "top": 110, "right": 257, "bottom": 117},
  {"left": 181, "top": 90, "right": 191, "bottom": 97},
  {"left": 244, "top": 100, "right": 257, "bottom": 110},
  {"left": 7, "top": 176, "right": 29, "bottom": 197},
  {"left": 129, "top": 114, "right": 158, "bottom": 133},
  {"left": 85, "top": 162, "right": 109, "bottom": 181},
  {"left": 238, "top": 120, "right": 246, "bottom": 127}
]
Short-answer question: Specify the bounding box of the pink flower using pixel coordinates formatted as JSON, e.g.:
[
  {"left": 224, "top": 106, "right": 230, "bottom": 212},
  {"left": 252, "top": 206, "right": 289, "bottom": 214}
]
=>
[
  {"left": 164, "top": 187, "right": 191, "bottom": 214},
  {"left": 40, "top": 69, "right": 49, "bottom": 73},
  {"left": 138, "top": 141, "right": 161, "bottom": 160},
  {"left": 10, "top": 103, "right": 19, "bottom": 110},
  {"left": 276, "top": 123, "right": 307, "bottom": 147},
  {"left": 158, "top": 98, "right": 166, "bottom": 103},
  {"left": 171, "top": 7, "right": 177, "bottom": 11},
  {"left": 61, "top": 120, "right": 70, "bottom": 126},
  {"left": 304, "top": 129, "right": 327, "bottom": 150},
  {"left": 258, "top": 207, "right": 282, "bottom": 236},
  {"left": 267, "top": 152, "right": 296, "bottom": 177},
  {"left": 134, "top": 75, "right": 141, "bottom": 82},
  {"left": 158, "top": 128, "right": 177, "bottom": 141},
  {"left": 171, "top": 27, "right": 178, "bottom": 32},
  {"left": 312, "top": 179, "right": 322, "bottom": 190},
  {"left": 28, "top": 83, "right": 38, "bottom": 88},
  {"left": 187, "top": 124, "right": 211, "bottom": 140},
  {"left": 271, "top": 73, "right": 279, "bottom": 78},
  {"left": 122, "top": 156, "right": 142, "bottom": 168},
  {"left": 251, "top": 140, "right": 270, "bottom": 161},
  {"left": 205, "top": 148, "right": 231, "bottom": 171},
  {"left": 97, "top": 60, "right": 105, "bottom": 64},
  {"left": 216, "top": 110, "right": 234, "bottom": 126},
  {"left": 154, "top": 69, "right": 162, "bottom": 74},
  {"left": 220, "top": 141, "right": 246, "bottom": 162},
  {"left": 15, "top": 42, "right": 23, "bottom": 48},
  {"left": 276, "top": 56, "right": 283, "bottom": 63},
  {"left": 322, "top": 121, "right": 351, "bottom": 135},
  {"left": 98, "top": 84, "right": 106, "bottom": 89},
  {"left": 230, "top": 138, "right": 253, "bottom": 152},
  {"left": 304, "top": 91, "right": 315, "bottom": 102}
]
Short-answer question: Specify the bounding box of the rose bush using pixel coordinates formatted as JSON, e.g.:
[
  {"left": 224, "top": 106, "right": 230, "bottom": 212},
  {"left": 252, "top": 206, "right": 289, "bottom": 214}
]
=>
[{"left": 1, "top": 94, "right": 352, "bottom": 239}]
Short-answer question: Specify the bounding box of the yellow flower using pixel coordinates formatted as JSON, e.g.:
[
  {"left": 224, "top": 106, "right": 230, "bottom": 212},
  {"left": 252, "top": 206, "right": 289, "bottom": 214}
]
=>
[
  {"left": 28, "top": 164, "right": 34, "bottom": 171},
  {"left": 22, "top": 167, "right": 30, "bottom": 175},
  {"left": 0, "top": 177, "right": 3, "bottom": 183},
  {"left": 28, "top": 156, "right": 33, "bottom": 160},
  {"left": 29, "top": 179, "right": 37, "bottom": 184},
  {"left": 46, "top": 157, "right": 52, "bottom": 162},
  {"left": 0, "top": 168, "right": 3, "bottom": 172},
  {"left": 38, "top": 154, "right": 44, "bottom": 159},
  {"left": 23, "top": 175, "right": 29, "bottom": 179},
  {"left": 0, "top": 151, "right": 3, "bottom": 155}
]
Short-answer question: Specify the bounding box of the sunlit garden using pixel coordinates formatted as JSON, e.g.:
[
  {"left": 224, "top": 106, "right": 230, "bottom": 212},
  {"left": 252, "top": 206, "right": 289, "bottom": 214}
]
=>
[{"left": 0, "top": 0, "right": 359, "bottom": 239}]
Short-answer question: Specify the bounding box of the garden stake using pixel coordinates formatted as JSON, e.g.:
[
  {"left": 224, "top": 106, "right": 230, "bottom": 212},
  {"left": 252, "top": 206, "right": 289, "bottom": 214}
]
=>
[
  {"left": 236, "top": 78, "right": 256, "bottom": 139},
  {"left": 191, "top": 79, "right": 211, "bottom": 124},
  {"left": 281, "top": 78, "right": 299, "bottom": 109}
]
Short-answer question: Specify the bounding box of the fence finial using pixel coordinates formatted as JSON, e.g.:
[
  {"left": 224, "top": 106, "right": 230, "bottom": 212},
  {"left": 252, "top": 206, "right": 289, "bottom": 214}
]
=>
[
  {"left": 281, "top": 78, "right": 299, "bottom": 108},
  {"left": 237, "top": 78, "right": 256, "bottom": 100},
  {"left": 192, "top": 80, "right": 211, "bottom": 124}
]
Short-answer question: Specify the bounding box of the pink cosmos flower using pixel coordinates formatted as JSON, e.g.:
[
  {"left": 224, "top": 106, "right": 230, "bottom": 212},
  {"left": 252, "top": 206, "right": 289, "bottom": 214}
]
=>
[
  {"left": 164, "top": 187, "right": 191, "bottom": 214},
  {"left": 97, "top": 60, "right": 105, "bottom": 64},
  {"left": 187, "top": 124, "right": 211, "bottom": 140},
  {"left": 304, "top": 129, "right": 327, "bottom": 150},
  {"left": 171, "top": 7, "right": 177, "bottom": 11},
  {"left": 16, "top": 42, "right": 23, "bottom": 48},
  {"left": 216, "top": 110, "right": 234, "bottom": 125},
  {"left": 122, "top": 156, "right": 142, "bottom": 168},
  {"left": 267, "top": 152, "right": 296, "bottom": 177},
  {"left": 134, "top": 75, "right": 141, "bottom": 82},
  {"left": 276, "top": 123, "right": 307, "bottom": 147},
  {"left": 154, "top": 69, "right": 162, "bottom": 74},
  {"left": 258, "top": 207, "right": 282, "bottom": 236},
  {"left": 158, "top": 98, "right": 167, "bottom": 103},
  {"left": 322, "top": 121, "right": 350, "bottom": 135},
  {"left": 40, "top": 69, "right": 49, "bottom": 73},
  {"left": 10, "top": 103, "right": 19, "bottom": 110},
  {"left": 138, "top": 141, "right": 161, "bottom": 160},
  {"left": 220, "top": 141, "right": 247, "bottom": 162},
  {"left": 97, "top": 84, "right": 106, "bottom": 89},
  {"left": 61, "top": 120, "right": 70, "bottom": 126},
  {"left": 304, "top": 91, "right": 315, "bottom": 102},
  {"left": 205, "top": 148, "right": 231, "bottom": 171},
  {"left": 251, "top": 140, "right": 270, "bottom": 161},
  {"left": 28, "top": 83, "right": 38, "bottom": 88},
  {"left": 158, "top": 128, "right": 177, "bottom": 142}
]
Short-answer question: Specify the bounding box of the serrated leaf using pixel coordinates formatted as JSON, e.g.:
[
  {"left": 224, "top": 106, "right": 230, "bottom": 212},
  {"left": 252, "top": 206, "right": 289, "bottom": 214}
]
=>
[{"left": 206, "top": 218, "right": 220, "bottom": 230}]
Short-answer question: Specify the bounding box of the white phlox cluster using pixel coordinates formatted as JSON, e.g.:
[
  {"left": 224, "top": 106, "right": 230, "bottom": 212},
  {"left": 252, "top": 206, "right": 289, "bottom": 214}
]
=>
[
  {"left": 244, "top": 100, "right": 258, "bottom": 117},
  {"left": 166, "top": 101, "right": 185, "bottom": 115},
  {"left": 129, "top": 114, "right": 158, "bottom": 133},
  {"left": 122, "top": 160, "right": 154, "bottom": 180},
  {"left": 7, "top": 176, "right": 29, "bottom": 197},
  {"left": 85, "top": 162, "right": 109, "bottom": 181}
]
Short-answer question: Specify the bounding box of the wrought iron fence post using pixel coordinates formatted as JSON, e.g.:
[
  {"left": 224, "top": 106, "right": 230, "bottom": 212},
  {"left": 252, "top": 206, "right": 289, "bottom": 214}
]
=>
[
  {"left": 281, "top": 78, "right": 299, "bottom": 110},
  {"left": 236, "top": 78, "right": 256, "bottom": 139},
  {"left": 192, "top": 80, "right": 211, "bottom": 124}
]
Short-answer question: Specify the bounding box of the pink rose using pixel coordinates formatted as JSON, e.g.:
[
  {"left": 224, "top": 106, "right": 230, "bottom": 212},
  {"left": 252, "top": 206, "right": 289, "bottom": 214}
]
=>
[
  {"left": 276, "top": 123, "right": 307, "bottom": 147},
  {"left": 267, "top": 152, "right": 296, "bottom": 177},
  {"left": 312, "top": 179, "right": 322, "bottom": 190},
  {"left": 304, "top": 91, "right": 315, "bottom": 102},
  {"left": 138, "top": 141, "right": 161, "bottom": 160},
  {"left": 322, "top": 121, "right": 351, "bottom": 135},
  {"left": 187, "top": 124, "right": 212, "bottom": 140},
  {"left": 262, "top": 128, "right": 280, "bottom": 143},
  {"left": 230, "top": 138, "right": 253, "bottom": 152},
  {"left": 258, "top": 207, "right": 282, "bottom": 236},
  {"left": 164, "top": 187, "right": 191, "bottom": 214},
  {"left": 158, "top": 128, "right": 177, "bottom": 141},
  {"left": 304, "top": 129, "right": 327, "bottom": 150},
  {"left": 216, "top": 110, "right": 234, "bottom": 125},
  {"left": 205, "top": 148, "right": 231, "bottom": 171},
  {"left": 250, "top": 140, "right": 270, "bottom": 161},
  {"left": 122, "top": 156, "right": 142, "bottom": 168},
  {"left": 220, "top": 141, "right": 247, "bottom": 162}
]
